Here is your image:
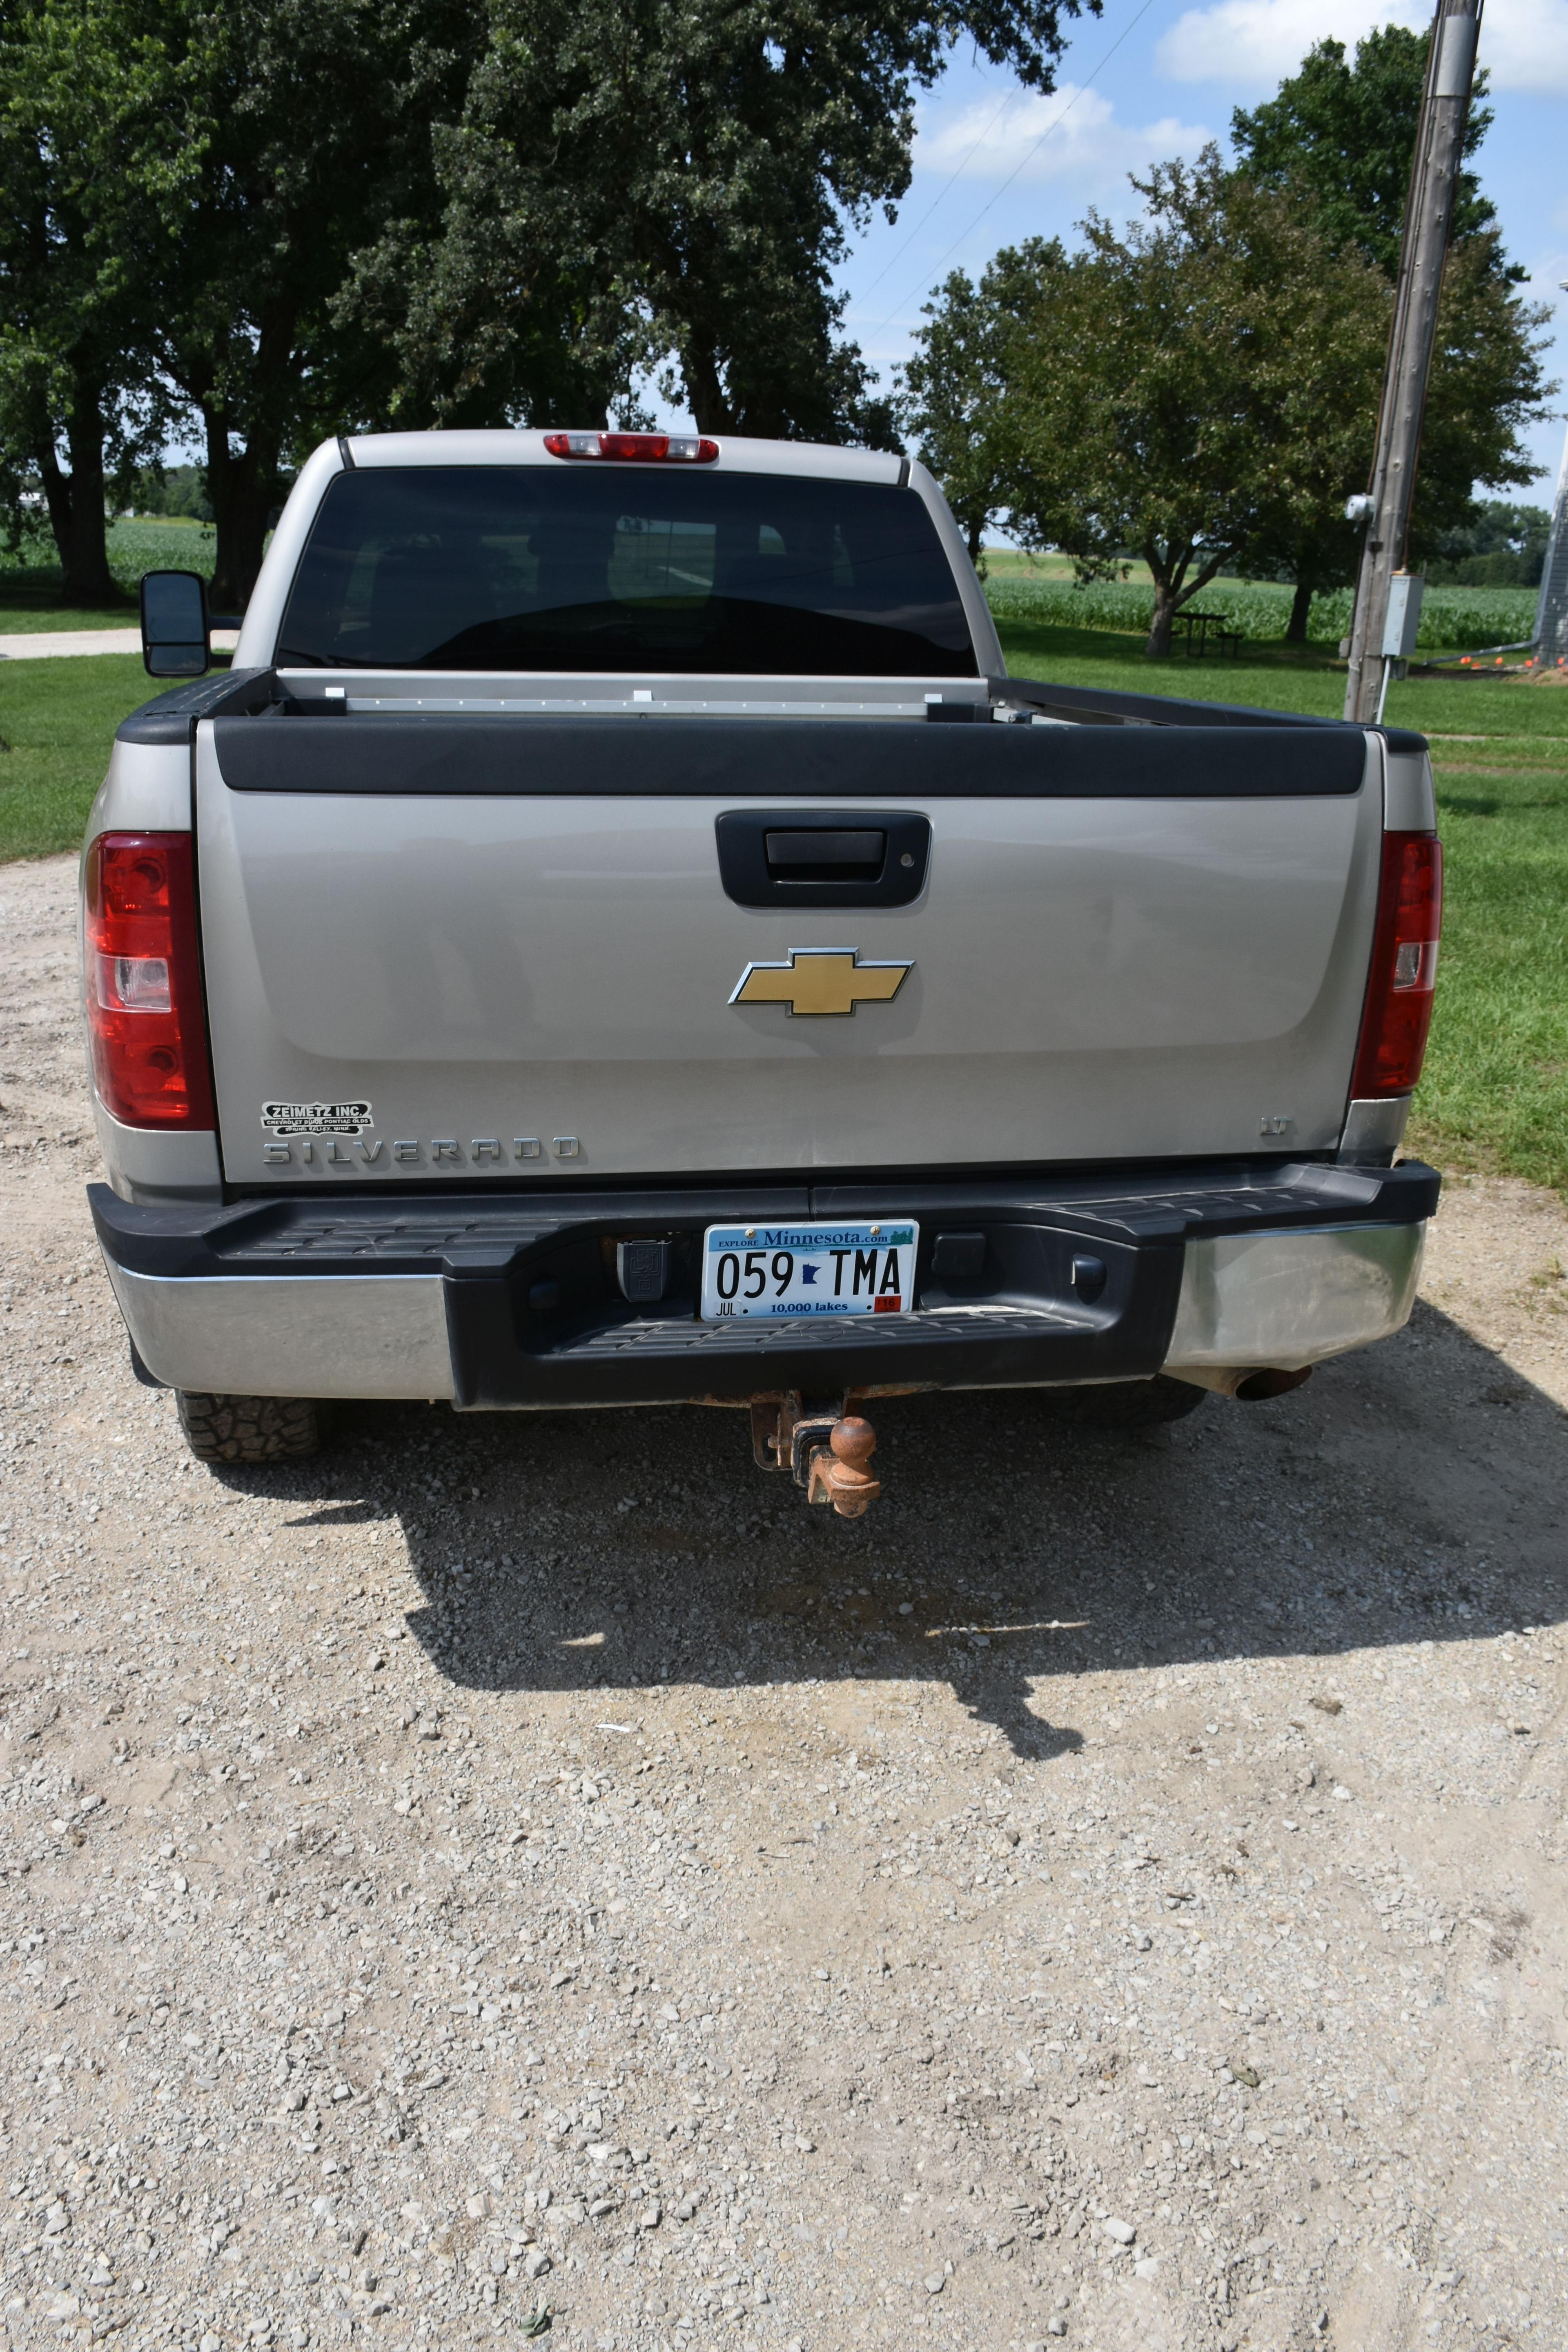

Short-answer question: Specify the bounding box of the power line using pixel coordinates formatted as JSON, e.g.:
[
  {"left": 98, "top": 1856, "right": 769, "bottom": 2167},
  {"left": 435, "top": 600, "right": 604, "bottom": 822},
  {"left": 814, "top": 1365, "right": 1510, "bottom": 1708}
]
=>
[
  {"left": 855, "top": 0, "right": 1167, "bottom": 345},
  {"left": 851, "top": 82, "right": 1027, "bottom": 313}
]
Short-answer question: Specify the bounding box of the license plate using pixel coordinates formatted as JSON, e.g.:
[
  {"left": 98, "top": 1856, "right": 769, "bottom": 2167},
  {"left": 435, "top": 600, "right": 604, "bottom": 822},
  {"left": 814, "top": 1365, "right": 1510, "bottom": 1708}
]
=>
[{"left": 700, "top": 1220, "right": 919, "bottom": 1321}]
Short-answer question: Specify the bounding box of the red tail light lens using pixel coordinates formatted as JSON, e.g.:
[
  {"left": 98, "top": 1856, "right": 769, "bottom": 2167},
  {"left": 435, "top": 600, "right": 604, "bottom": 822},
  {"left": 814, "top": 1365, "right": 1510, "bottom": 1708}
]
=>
[
  {"left": 83, "top": 833, "right": 215, "bottom": 1128},
  {"left": 542, "top": 430, "right": 719, "bottom": 463},
  {"left": 1350, "top": 829, "right": 1443, "bottom": 1099}
]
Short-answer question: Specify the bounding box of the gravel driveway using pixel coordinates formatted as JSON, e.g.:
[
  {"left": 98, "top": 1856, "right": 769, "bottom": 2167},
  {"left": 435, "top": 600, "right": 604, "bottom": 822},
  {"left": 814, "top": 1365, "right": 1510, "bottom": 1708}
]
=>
[{"left": 2, "top": 851, "right": 1566, "bottom": 2352}]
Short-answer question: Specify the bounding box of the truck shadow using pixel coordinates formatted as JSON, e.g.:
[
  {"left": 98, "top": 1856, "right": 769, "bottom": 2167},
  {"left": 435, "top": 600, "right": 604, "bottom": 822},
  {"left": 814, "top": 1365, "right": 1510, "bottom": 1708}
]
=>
[{"left": 257, "top": 1296, "right": 1568, "bottom": 1760}]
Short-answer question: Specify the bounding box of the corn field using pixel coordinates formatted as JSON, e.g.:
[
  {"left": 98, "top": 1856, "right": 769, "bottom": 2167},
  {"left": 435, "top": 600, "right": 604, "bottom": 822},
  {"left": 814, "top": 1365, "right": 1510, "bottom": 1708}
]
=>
[{"left": 982, "top": 573, "right": 1538, "bottom": 652}]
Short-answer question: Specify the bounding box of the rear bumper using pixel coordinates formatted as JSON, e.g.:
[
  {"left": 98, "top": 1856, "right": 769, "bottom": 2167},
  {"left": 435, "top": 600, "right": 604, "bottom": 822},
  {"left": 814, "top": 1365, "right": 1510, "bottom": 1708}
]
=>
[{"left": 89, "top": 1159, "right": 1438, "bottom": 1408}]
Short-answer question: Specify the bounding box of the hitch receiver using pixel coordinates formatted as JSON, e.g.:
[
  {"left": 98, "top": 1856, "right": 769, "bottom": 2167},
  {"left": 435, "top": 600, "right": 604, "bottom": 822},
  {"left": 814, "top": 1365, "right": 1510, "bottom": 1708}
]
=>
[
  {"left": 804, "top": 1418, "right": 880, "bottom": 1518},
  {"left": 748, "top": 1392, "right": 883, "bottom": 1519}
]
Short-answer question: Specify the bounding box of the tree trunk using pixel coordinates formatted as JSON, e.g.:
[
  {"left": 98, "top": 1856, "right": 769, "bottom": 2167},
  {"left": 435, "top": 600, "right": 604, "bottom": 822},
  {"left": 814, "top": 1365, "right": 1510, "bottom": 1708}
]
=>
[
  {"left": 1286, "top": 578, "right": 1314, "bottom": 643},
  {"left": 35, "top": 376, "right": 118, "bottom": 605},
  {"left": 681, "top": 339, "right": 737, "bottom": 437},
  {"left": 965, "top": 516, "right": 984, "bottom": 568},
  {"left": 203, "top": 413, "right": 276, "bottom": 615},
  {"left": 1145, "top": 577, "right": 1178, "bottom": 659}
]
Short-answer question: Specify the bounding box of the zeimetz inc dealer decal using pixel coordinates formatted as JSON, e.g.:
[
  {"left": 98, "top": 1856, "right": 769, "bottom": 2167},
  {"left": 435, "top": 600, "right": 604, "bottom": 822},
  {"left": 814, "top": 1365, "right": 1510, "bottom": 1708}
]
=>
[{"left": 261, "top": 1101, "right": 373, "bottom": 1138}]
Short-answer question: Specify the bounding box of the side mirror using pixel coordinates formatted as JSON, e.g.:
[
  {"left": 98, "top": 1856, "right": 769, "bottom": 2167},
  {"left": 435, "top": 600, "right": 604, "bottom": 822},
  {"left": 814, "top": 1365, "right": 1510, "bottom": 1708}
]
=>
[{"left": 140, "top": 570, "right": 210, "bottom": 678}]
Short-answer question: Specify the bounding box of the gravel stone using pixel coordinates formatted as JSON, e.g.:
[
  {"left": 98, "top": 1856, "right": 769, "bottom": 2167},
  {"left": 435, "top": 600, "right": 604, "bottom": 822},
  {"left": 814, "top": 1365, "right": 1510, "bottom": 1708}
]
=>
[{"left": 2, "top": 851, "right": 1566, "bottom": 2350}]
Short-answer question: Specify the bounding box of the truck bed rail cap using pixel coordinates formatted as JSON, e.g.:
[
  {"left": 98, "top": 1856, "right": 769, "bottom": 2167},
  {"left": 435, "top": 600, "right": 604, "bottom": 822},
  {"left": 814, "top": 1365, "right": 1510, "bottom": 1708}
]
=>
[
  {"left": 115, "top": 669, "right": 276, "bottom": 747},
  {"left": 209, "top": 710, "right": 1370, "bottom": 799}
]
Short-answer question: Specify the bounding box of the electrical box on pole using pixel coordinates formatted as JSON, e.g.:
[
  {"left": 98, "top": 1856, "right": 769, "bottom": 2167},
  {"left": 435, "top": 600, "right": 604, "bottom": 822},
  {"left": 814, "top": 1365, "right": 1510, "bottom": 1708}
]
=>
[
  {"left": 1382, "top": 574, "right": 1425, "bottom": 659},
  {"left": 1343, "top": 0, "right": 1482, "bottom": 724}
]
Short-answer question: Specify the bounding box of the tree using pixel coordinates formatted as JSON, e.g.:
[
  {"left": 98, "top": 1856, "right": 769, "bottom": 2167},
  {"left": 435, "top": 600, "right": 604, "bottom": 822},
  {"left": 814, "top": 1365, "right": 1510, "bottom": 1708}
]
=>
[
  {"left": 127, "top": 462, "right": 216, "bottom": 521},
  {"left": 366, "top": 0, "right": 1098, "bottom": 445},
  {"left": 123, "top": 0, "right": 473, "bottom": 610},
  {"left": 0, "top": 0, "right": 167, "bottom": 602},
  {"left": 4, "top": 0, "right": 1099, "bottom": 608},
  {"left": 0, "top": 0, "right": 435, "bottom": 611},
  {"left": 1230, "top": 29, "right": 1550, "bottom": 635},
  {"left": 897, "top": 257, "right": 1040, "bottom": 563},
  {"left": 1427, "top": 499, "right": 1551, "bottom": 587},
  {"left": 983, "top": 156, "right": 1392, "bottom": 657},
  {"left": 1230, "top": 25, "right": 1501, "bottom": 277}
]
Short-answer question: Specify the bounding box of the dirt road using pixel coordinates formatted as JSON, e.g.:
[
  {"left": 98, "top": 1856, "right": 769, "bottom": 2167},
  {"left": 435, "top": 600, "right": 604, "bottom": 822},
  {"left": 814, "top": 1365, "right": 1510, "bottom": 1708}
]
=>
[{"left": 2, "top": 851, "right": 1565, "bottom": 2352}]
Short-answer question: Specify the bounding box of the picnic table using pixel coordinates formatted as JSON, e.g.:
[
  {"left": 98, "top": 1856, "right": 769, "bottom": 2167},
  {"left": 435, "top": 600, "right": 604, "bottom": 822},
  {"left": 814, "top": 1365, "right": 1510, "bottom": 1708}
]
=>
[{"left": 1175, "top": 609, "right": 1244, "bottom": 660}]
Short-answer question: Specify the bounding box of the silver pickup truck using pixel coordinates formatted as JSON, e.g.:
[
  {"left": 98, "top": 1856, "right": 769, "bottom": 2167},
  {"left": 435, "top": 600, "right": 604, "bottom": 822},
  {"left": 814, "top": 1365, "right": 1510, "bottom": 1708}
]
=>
[{"left": 83, "top": 428, "right": 1442, "bottom": 1511}]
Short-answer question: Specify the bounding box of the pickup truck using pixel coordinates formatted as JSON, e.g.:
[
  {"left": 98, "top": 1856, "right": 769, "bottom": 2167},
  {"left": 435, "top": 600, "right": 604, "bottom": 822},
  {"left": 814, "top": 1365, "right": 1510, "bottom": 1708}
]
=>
[{"left": 82, "top": 428, "right": 1442, "bottom": 1512}]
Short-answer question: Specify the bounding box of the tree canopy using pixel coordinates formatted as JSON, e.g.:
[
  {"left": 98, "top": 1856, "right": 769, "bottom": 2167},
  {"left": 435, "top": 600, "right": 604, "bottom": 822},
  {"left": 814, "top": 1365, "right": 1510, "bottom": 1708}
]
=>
[
  {"left": 0, "top": 0, "right": 169, "bottom": 598},
  {"left": 1427, "top": 499, "right": 1551, "bottom": 587},
  {"left": 1229, "top": 26, "right": 1501, "bottom": 280},
  {"left": 1, "top": 0, "right": 1097, "bottom": 604},
  {"left": 897, "top": 261, "right": 1027, "bottom": 565},
  {"left": 901, "top": 27, "right": 1551, "bottom": 651},
  {"left": 1227, "top": 27, "right": 1548, "bottom": 633},
  {"left": 943, "top": 157, "right": 1393, "bottom": 656},
  {"left": 360, "top": 0, "right": 1098, "bottom": 445}
]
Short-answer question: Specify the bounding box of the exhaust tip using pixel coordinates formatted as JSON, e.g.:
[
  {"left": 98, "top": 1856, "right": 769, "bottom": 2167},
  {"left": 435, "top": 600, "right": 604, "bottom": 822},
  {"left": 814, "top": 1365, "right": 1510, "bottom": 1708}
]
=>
[
  {"left": 1167, "top": 1363, "right": 1316, "bottom": 1401},
  {"left": 1233, "top": 1365, "right": 1314, "bottom": 1402}
]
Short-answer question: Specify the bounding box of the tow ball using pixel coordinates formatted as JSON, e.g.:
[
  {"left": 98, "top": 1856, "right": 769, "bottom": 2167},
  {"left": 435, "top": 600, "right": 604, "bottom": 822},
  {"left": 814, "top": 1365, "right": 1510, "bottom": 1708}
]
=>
[{"left": 748, "top": 1392, "right": 881, "bottom": 1520}]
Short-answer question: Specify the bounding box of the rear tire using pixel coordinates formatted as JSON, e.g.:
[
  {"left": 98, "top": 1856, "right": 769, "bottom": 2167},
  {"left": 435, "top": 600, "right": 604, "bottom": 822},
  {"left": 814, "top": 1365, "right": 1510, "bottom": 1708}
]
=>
[
  {"left": 1044, "top": 1376, "right": 1207, "bottom": 1430},
  {"left": 176, "top": 1392, "right": 324, "bottom": 1464}
]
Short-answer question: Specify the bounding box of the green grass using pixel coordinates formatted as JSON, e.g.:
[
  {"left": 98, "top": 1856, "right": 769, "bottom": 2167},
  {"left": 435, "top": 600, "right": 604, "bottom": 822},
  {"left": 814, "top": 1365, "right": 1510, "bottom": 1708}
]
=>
[
  {"left": 0, "top": 602, "right": 141, "bottom": 634},
  {"left": 4, "top": 611, "right": 1566, "bottom": 1198},
  {"left": 1410, "top": 762, "right": 1568, "bottom": 1194},
  {"left": 0, "top": 516, "right": 218, "bottom": 629},
  {"left": 991, "top": 612, "right": 1568, "bottom": 737},
  {"left": 0, "top": 655, "right": 152, "bottom": 861}
]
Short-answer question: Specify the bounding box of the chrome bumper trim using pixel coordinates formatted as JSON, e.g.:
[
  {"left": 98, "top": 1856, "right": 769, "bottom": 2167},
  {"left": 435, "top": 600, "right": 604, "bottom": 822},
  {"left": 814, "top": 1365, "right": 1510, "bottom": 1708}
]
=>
[
  {"left": 93, "top": 1097, "right": 224, "bottom": 1205},
  {"left": 104, "top": 1265, "right": 455, "bottom": 1399},
  {"left": 1163, "top": 1223, "right": 1423, "bottom": 1375},
  {"left": 1336, "top": 1094, "right": 1412, "bottom": 1166}
]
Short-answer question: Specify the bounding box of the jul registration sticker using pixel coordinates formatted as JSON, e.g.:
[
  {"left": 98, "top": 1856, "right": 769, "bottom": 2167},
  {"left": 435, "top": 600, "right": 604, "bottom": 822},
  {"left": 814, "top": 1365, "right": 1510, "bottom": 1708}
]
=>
[{"left": 699, "top": 1221, "right": 918, "bottom": 1321}]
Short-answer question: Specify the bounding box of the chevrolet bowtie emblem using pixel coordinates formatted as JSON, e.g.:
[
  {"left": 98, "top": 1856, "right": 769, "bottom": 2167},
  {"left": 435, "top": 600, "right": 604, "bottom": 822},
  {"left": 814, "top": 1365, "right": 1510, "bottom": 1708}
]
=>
[{"left": 729, "top": 948, "right": 913, "bottom": 1017}]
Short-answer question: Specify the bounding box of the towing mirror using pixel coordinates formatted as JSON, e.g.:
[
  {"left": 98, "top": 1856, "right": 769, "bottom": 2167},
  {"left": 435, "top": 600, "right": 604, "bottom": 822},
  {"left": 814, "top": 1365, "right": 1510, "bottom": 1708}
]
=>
[{"left": 140, "top": 569, "right": 210, "bottom": 678}]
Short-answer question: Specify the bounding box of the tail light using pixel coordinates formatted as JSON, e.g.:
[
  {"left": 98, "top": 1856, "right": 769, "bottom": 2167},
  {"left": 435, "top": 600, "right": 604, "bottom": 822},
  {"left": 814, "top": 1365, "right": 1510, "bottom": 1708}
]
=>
[
  {"left": 83, "top": 833, "right": 215, "bottom": 1128},
  {"left": 543, "top": 430, "right": 719, "bottom": 463},
  {"left": 1350, "top": 829, "right": 1443, "bottom": 1099}
]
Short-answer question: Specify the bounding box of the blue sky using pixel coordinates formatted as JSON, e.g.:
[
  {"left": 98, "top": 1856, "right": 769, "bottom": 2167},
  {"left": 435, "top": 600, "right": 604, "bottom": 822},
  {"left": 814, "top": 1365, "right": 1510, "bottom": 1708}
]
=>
[{"left": 832, "top": 0, "right": 1568, "bottom": 503}]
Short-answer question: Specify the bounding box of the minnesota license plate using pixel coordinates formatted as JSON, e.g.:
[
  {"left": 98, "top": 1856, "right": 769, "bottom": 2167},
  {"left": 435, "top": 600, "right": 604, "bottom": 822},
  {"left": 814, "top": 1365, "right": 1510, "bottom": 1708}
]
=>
[{"left": 699, "top": 1220, "right": 919, "bottom": 1321}]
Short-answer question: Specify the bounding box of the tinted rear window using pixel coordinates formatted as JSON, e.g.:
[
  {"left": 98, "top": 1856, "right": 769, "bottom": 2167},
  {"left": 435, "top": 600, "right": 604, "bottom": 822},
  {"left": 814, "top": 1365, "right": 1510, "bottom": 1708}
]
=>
[{"left": 276, "top": 466, "right": 977, "bottom": 676}]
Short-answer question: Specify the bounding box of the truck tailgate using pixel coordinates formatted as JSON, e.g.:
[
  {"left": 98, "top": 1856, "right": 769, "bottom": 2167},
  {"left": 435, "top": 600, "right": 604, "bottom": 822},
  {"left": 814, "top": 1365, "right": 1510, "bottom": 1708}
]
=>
[{"left": 195, "top": 713, "right": 1382, "bottom": 1184}]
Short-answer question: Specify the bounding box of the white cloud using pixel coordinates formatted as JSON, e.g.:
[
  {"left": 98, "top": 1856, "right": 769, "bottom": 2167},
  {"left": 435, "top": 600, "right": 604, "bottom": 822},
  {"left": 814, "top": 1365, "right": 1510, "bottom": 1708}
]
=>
[
  {"left": 917, "top": 84, "right": 1213, "bottom": 193},
  {"left": 1156, "top": 0, "right": 1568, "bottom": 95},
  {"left": 1482, "top": 0, "right": 1568, "bottom": 91}
]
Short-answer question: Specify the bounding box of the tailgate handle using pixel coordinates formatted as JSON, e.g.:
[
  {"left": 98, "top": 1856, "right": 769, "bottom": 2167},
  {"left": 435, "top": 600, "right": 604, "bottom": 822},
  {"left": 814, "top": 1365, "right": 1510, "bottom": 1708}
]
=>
[
  {"left": 765, "top": 829, "right": 885, "bottom": 881},
  {"left": 716, "top": 809, "right": 930, "bottom": 909}
]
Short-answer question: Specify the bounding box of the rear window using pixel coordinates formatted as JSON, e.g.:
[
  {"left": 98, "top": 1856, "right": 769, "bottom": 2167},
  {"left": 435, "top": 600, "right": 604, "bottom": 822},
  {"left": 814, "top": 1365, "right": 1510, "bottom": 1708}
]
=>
[{"left": 276, "top": 466, "right": 977, "bottom": 676}]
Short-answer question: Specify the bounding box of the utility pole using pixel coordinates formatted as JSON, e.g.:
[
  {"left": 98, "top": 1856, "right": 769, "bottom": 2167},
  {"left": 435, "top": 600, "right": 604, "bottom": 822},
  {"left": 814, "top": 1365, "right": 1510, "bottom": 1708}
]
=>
[
  {"left": 1535, "top": 320, "right": 1568, "bottom": 670},
  {"left": 1343, "top": 0, "right": 1483, "bottom": 724}
]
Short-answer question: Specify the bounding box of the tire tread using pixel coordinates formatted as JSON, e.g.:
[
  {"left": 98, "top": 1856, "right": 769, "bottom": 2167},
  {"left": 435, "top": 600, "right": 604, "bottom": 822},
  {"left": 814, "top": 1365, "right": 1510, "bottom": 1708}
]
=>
[{"left": 176, "top": 1392, "right": 323, "bottom": 1463}]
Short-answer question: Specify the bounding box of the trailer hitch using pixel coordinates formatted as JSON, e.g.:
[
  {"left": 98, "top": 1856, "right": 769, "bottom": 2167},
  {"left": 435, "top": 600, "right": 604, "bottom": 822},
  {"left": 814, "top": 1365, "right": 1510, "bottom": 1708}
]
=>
[{"left": 748, "top": 1392, "right": 882, "bottom": 1519}]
